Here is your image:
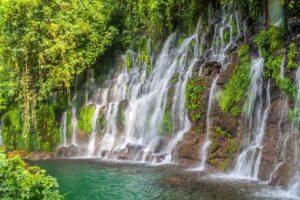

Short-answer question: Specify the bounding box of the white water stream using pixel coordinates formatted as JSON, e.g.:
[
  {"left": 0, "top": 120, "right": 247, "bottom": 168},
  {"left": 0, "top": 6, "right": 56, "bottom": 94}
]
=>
[
  {"left": 199, "top": 75, "right": 219, "bottom": 170},
  {"left": 231, "top": 57, "right": 271, "bottom": 179}
]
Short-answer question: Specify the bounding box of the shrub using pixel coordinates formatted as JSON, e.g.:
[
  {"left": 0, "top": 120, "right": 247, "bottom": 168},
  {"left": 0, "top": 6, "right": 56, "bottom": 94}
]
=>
[
  {"left": 255, "top": 27, "right": 297, "bottom": 98},
  {"left": 287, "top": 43, "right": 298, "bottom": 70},
  {"left": 0, "top": 151, "right": 64, "bottom": 199}
]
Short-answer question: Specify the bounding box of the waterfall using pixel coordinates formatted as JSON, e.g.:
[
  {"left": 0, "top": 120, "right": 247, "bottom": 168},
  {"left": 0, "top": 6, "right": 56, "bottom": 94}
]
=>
[
  {"left": 268, "top": 0, "right": 284, "bottom": 27},
  {"left": 71, "top": 107, "right": 77, "bottom": 146},
  {"left": 121, "top": 34, "right": 197, "bottom": 162},
  {"left": 57, "top": 7, "right": 245, "bottom": 164},
  {"left": 87, "top": 105, "right": 102, "bottom": 156},
  {"left": 280, "top": 55, "right": 286, "bottom": 79},
  {"left": 99, "top": 102, "right": 120, "bottom": 157},
  {"left": 60, "top": 112, "right": 67, "bottom": 147},
  {"left": 99, "top": 68, "right": 128, "bottom": 156},
  {"left": 71, "top": 94, "right": 78, "bottom": 145},
  {"left": 210, "top": 10, "right": 241, "bottom": 70},
  {"left": 287, "top": 67, "right": 300, "bottom": 196},
  {"left": 231, "top": 57, "right": 270, "bottom": 179},
  {"left": 268, "top": 99, "right": 290, "bottom": 183},
  {"left": 199, "top": 75, "right": 219, "bottom": 170},
  {"left": 86, "top": 24, "right": 202, "bottom": 162}
]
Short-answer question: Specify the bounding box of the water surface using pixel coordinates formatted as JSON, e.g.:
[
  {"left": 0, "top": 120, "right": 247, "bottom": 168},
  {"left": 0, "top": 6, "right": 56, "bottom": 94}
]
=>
[{"left": 29, "top": 159, "right": 289, "bottom": 200}]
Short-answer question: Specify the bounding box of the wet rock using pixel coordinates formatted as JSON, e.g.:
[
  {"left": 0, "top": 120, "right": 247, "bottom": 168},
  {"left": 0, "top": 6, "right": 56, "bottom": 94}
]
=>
[
  {"left": 54, "top": 144, "right": 81, "bottom": 158},
  {"left": 269, "top": 162, "right": 296, "bottom": 188},
  {"left": 100, "top": 150, "right": 108, "bottom": 157},
  {"left": 175, "top": 131, "right": 203, "bottom": 162},
  {"left": 126, "top": 143, "right": 144, "bottom": 153},
  {"left": 203, "top": 61, "right": 222, "bottom": 76},
  {"left": 288, "top": 17, "right": 300, "bottom": 37}
]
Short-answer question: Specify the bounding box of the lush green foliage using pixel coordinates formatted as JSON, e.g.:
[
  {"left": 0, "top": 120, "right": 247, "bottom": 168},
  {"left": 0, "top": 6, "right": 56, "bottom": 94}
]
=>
[
  {"left": 255, "top": 26, "right": 297, "bottom": 98},
  {"left": 35, "top": 105, "right": 60, "bottom": 151},
  {"left": 1, "top": 104, "right": 61, "bottom": 151},
  {"left": 0, "top": 0, "right": 118, "bottom": 148},
  {"left": 1, "top": 109, "right": 22, "bottom": 149},
  {"left": 287, "top": 43, "right": 298, "bottom": 70},
  {"left": 185, "top": 76, "right": 206, "bottom": 123},
  {"left": 120, "top": 0, "right": 200, "bottom": 44},
  {"left": 77, "top": 105, "right": 95, "bottom": 134},
  {"left": 254, "top": 26, "right": 284, "bottom": 59},
  {"left": 0, "top": 151, "right": 63, "bottom": 199},
  {"left": 217, "top": 44, "right": 251, "bottom": 115}
]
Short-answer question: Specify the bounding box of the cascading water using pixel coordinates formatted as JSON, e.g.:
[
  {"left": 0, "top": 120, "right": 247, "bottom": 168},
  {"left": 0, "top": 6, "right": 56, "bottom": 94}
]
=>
[
  {"left": 287, "top": 67, "right": 300, "bottom": 196},
  {"left": 209, "top": 9, "right": 242, "bottom": 70},
  {"left": 60, "top": 112, "right": 67, "bottom": 147},
  {"left": 71, "top": 94, "right": 78, "bottom": 146},
  {"left": 231, "top": 57, "right": 270, "bottom": 179},
  {"left": 87, "top": 105, "right": 101, "bottom": 156},
  {"left": 99, "top": 68, "right": 128, "bottom": 156},
  {"left": 83, "top": 24, "right": 203, "bottom": 163},
  {"left": 268, "top": 0, "right": 284, "bottom": 27},
  {"left": 267, "top": 99, "right": 290, "bottom": 183},
  {"left": 199, "top": 75, "right": 219, "bottom": 170},
  {"left": 280, "top": 54, "right": 286, "bottom": 79},
  {"left": 58, "top": 7, "right": 244, "bottom": 164},
  {"left": 86, "top": 87, "right": 109, "bottom": 156}
]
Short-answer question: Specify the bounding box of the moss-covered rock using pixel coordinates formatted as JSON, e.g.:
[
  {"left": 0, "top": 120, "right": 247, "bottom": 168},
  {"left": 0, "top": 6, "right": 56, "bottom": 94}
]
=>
[
  {"left": 217, "top": 44, "right": 251, "bottom": 116},
  {"left": 98, "top": 108, "right": 106, "bottom": 131},
  {"left": 185, "top": 75, "right": 206, "bottom": 123},
  {"left": 77, "top": 105, "right": 96, "bottom": 135},
  {"left": 255, "top": 26, "right": 297, "bottom": 98},
  {"left": 287, "top": 43, "right": 298, "bottom": 70},
  {"left": 35, "top": 105, "right": 60, "bottom": 152},
  {"left": 208, "top": 127, "right": 238, "bottom": 171}
]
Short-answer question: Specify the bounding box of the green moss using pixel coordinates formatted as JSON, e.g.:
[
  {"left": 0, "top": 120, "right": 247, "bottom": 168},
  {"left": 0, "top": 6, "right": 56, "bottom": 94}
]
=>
[
  {"left": 35, "top": 104, "right": 60, "bottom": 152},
  {"left": 125, "top": 51, "right": 132, "bottom": 72},
  {"left": 214, "top": 127, "right": 232, "bottom": 138},
  {"left": 288, "top": 108, "right": 300, "bottom": 128},
  {"left": 255, "top": 27, "right": 297, "bottom": 98},
  {"left": 217, "top": 44, "right": 250, "bottom": 115},
  {"left": 1, "top": 104, "right": 62, "bottom": 151},
  {"left": 66, "top": 110, "right": 72, "bottom": 138},
  {"left": 1, "top": 108, "right": 22, "bottom": 150},
  {"left": 287, "top": 43, "right": 298, "bottom": 70},
  {"left": 185, "top": 76, "right": 206, "bottom": 123},
  {"left": 98, "top": 109, "right": 106, "bottom": 130},
  {"left": 162, "top": 110, "right": 173, "bottom": 134},
  {"left": 77, "top": 105, "right": 96, "bottom": 134},
  {"left": 116, "top": 101, "right": 128, "bottom": 130},
  {"left": 223, "top": 28, "right": 230, "bottom": 44},
  {"left": 255, "top": 26, "right": 284, "bottom": 58},
  {"left": 170, "top": 73, "right": 179, "bottom": 85},
  {"left": 209, "top": 127, "right": 238, "bottom": 171}
]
